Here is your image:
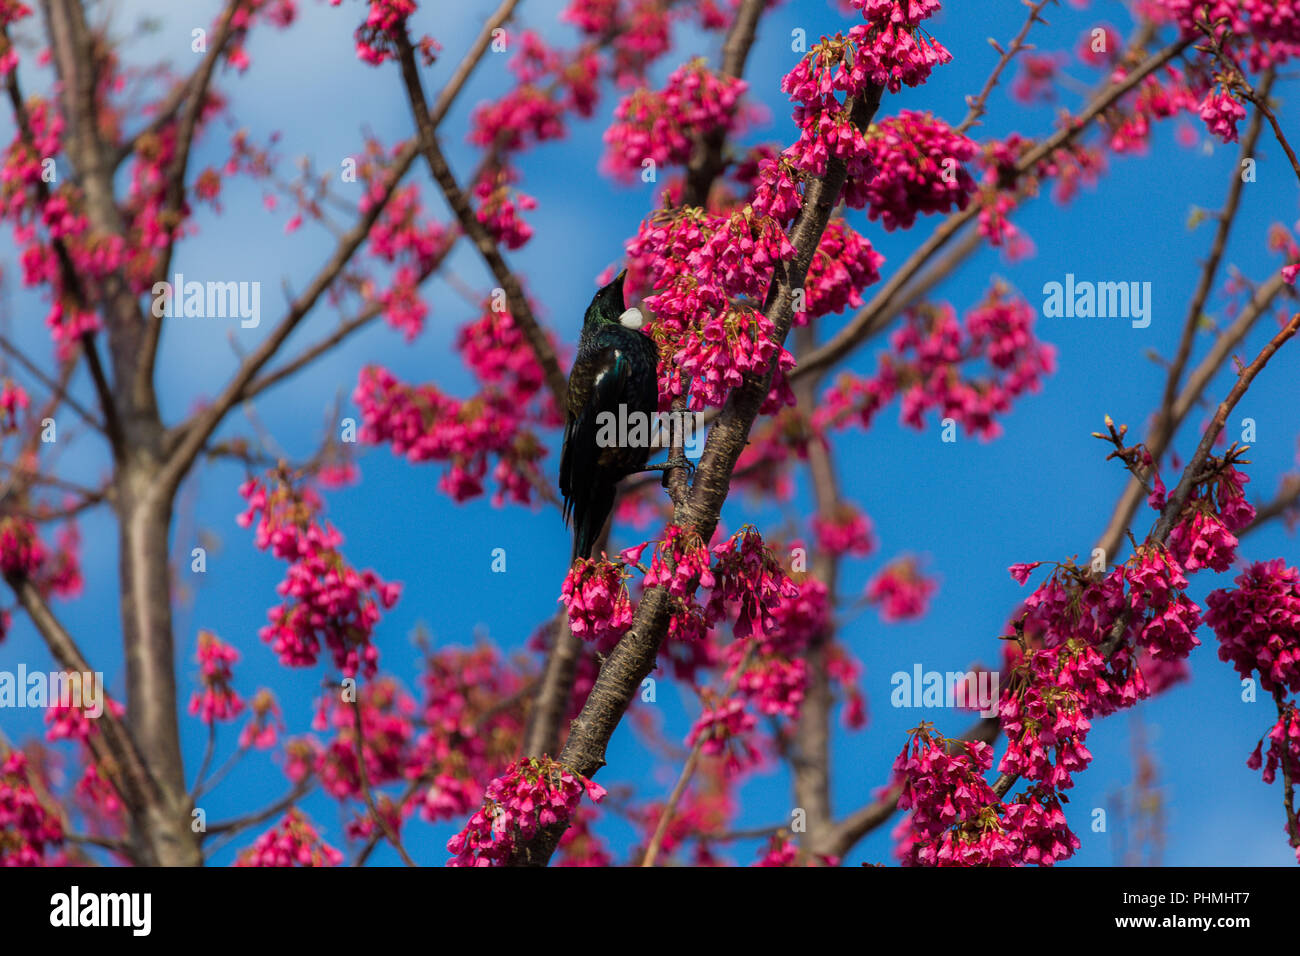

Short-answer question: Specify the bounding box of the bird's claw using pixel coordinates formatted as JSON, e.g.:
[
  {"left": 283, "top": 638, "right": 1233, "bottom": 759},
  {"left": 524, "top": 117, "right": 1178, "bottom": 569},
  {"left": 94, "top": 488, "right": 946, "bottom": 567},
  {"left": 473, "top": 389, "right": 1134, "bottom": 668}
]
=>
[{"left": 643, "top": 455, "right": 695, "bottom": 488}]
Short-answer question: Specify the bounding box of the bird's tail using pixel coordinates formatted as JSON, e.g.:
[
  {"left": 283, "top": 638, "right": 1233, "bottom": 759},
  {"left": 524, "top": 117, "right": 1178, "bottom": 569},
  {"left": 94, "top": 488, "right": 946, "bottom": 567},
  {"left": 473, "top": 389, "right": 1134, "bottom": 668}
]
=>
[{"left": 572, "top": 481, "right": 617, "bottom": 563}]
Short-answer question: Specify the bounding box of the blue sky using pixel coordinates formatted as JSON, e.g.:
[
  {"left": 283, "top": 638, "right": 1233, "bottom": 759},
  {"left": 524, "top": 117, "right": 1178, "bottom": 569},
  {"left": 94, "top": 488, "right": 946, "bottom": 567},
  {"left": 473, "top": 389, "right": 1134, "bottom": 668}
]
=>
[{"left": 2, "top": 0, "right": 1299, "bottom": 865}]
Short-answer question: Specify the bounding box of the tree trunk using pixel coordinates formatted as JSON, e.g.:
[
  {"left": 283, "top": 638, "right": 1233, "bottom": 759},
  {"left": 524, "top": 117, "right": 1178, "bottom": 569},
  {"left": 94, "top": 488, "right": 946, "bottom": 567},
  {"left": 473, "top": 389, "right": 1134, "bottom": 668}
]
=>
[{"left": 117, "top": 461, "right": 202, "bottom": 866}]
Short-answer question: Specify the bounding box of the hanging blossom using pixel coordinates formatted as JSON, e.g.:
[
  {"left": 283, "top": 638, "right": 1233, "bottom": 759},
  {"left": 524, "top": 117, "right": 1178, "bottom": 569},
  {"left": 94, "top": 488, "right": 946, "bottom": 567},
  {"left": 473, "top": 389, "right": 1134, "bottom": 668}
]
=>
[
  {"left": 728, "top": 574, "right": 830, "bottom": 719},
  {"left": 310, "top": 678, "right": 416, "bottom": 800},
  {"left": 705, "top": 527, "right": 801, "bottom": 641},
  {"left": 0, "top": 98, "right": 104, "bottom": 359},
  {"left": 473, "top": 169, "right": 537, "bottom": 251},
  {"left": 465, "top": 22, "right": 631, "bottom": 160},
  {"left": 238, "top": 469, "right": 401, "bottom": 678},
  {"left": 447, "top": 755, "right": 606, "bottom": 866},
  {"left": 0, "top": 515, "right": 45, "bottom": 578},
  {"left": 1206, "top": 560, "right": 1300, "bottom": 696},
  {"left": 795, "top": 216, "right": 885, "bottom": 322},
  {"left": 998, "top": 644, "right": 1096, "bottom": 791},
  {"left": 0, "top": 379, "right": 27, "bottom": 432},
  {"left": 1012, "top": 545, "right": 1201, "bottom": 670},
  {"left": 46, "top": 696, "right": 124, "bottom": 745},
  {"left": 866, "top": 556, "right": 937, "bottom": 622},
  {"left": 815, "top": 282, "right": 1056, "bottom": 441},
  {"left": 895, "top": 724, "right": 999, "bottom": 844},
  {"left": 560, "top": 557, "right": 635, "bottom": 652},
  {"left": 354, "top": 364, "right": 547, "bottom": 506},
  {"left": 778, "top": 4, "right": 951, "bottom": 210},
  {"left": 811, "top": 503, "right": 876, "bottom": 557},
  {"left": 0, "top": 750, "right": 63, "bottom": 865},
  {"left": 456, "top": 300, "right": 561, "bottom": 424},
  {"left": 235, "top": 809, "right": 344, "bottom": 866},
  {"left": 356, "top": 284, "right": 558, "bottom": 504},
  {"left": 641, "top": 524, "right": 716, "bottom": 645},
  {"left": 240, "top": 689, "right": 285, "bottom": 750},
  {"left": 1159, "top": 0, "right": 1300, "bottom": 69},
  {"left": 603, "top": 58, "right": 748, "bottom": 182},
  {"left": 894, "top": 723, "right": 1079, "bottom": 866},
  {"left": 364, "top": 179, "right": 450, "bottom": 340},
  {"left": 1155, "top": 459, "right": 1253, "bottom": 573},
  {"left": 1199, "top": 87, "right": 1247, "bottom": 144},
  {"left": 687, "top": 695, "right": 761, "bottom": 776},
  {"left": 1103, "top": 65, "right": 1200, "bottom": 155},
  {"left": 0, "top": 514, "right": 80, "bottom": 606},
  {"left": 412, "top": 645, "right": 528, "bottom": 822},
  {"left": 627, "top": 205, "right": 796, "bottom": 410},
  {"left": 0, "top": 3, "right": 32, "bottom": 76},
  {"left": 856, "top": 111, "right": 977, "bottom": 231},
  {"left": 189, "top": 631, "right": 244, "bottom": 724},
  {"left": 1011, "top": 53, "right": 1062, "bottom": 105},
  {"left": 1247, "top": 703, "right": 1300, "bottom": 788},
  {"left": 799, "top": 2, "right": 949, "bottom": 98},
  {"left": 328, "top": 0, "right": 435, "bottom": 67}
]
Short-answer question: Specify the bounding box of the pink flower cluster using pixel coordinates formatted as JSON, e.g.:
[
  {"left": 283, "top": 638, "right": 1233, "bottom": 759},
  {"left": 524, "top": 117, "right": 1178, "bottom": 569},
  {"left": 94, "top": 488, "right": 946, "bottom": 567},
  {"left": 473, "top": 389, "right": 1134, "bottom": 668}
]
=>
[
  {"left": 412, "top": 646, "right": 527, "bottom": 822},
  {"left": 998, "top": 645, "right": 1095, "bottom": 790},
  {"left": 310, "top": 678, "right": 415, "bottom": 800},
  {"left": 238, "top": 472, "right": 401, "bottom": 678},
  {"left": 795, "top": 217, "right": 885, "bottom": 322},
  {"left": 0, "top": 379, "right": 27, "bottom": 433},
  {"left": 455, "top": 305, "right": 557, "bottom": 423},
  {"left": 895, "top": 725, "right": 999, "bottom": 842},
  {"left": 894, "top": 725, "right": 1079, "bottom": 866},
  {"left": 473, "top": 172, "right": 537, "bottom": 251},
  {"left": 365, "top": 181, "right": 449, "bottom": 340},
  {"left": 816, "top": 284, "right": 1056, "bottom": 441},
  {"left": 1013, "top": 546, "right": 1201, "bottom": 668},
  {"left": 560, "top": 558, "right": 634, "bottom": 652},
  {"left": 327, "top": 0, "right": 423, "bottom": 66},
  {"left": 1247, "top": 703, "right": 1300, "bottom": 786},
  {"left": 189, "top": 631, "right": 243, "bottom": 724},
  {"left": 235, "top": 809, "right": 344, "bottom": 866},
  {"left": 811, "top": 505, "right": 876, "bottom": 557},
  {"left": 726, "top": 575, "right": 828, "bottom": 719},
  {"left": 1161, "top": 0, "right": 1300, "bottom": 66},
  {"left": 1157, "top": 462, "right": 1253, "bottom": 573},
  {"left": 602, "top": 59, "right": 747, "bottom": 182},
  {"left": 354, "top": 364, "right": 546, "bottom": 506},
  {"left": 447, "top": 756, "right": 605, "bottom": 866},
  {"left": 46, "top": 696, "right": 123, "bottom": 745},
  {"left": 640, "top": 525, "right": 715, "bottom": 643},
  {"left": 846, "top": 1, "right": 951, "bottom": 93},
  {"left": 626, "top": 206, "right": 795, "bottom": 410},
  {"left": 1199, "top": 89, "right": 1248, "bottom": 144},
  {"left": 777, "top": 10, "right": 953, "bottom": 215},
  {"left": 857, "top": 111, "right": 977, "bottom": 231},
  {"left": 705, "top": 527, "right": 801, "bottom": 641},
  {"left": 240, "top": 689, "right": 285, "bottom": 750},
  {"left": 0, "top": 751, "right": 62, "bottom": 865},
  {"left": 748, "top": 153, "right": 803, "bottom": 225},
  {"left": 866, "top": 557, "right": 937, "bottom": 622},
  {"left": 1206, "top": 560, "right": 1300, "bottom": 695},
  {"left": 898, "top": 788, "right": 1078, "bottom": 867},
  {"left": 0, "top": 515, "right": 44, "bottom": 578},
  {"left": 687, "top": 696, "right": 760, "bottom": 775},
  {"left": 753, "top": 831, "right": 839, "bottom": 866}
]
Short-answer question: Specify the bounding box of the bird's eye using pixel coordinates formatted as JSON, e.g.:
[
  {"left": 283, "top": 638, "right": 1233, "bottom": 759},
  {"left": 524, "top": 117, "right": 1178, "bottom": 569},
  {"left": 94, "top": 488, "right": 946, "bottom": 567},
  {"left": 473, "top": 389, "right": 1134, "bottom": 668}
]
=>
[{"left": 619, "top": 307, "right": 644, "bottom": 330}]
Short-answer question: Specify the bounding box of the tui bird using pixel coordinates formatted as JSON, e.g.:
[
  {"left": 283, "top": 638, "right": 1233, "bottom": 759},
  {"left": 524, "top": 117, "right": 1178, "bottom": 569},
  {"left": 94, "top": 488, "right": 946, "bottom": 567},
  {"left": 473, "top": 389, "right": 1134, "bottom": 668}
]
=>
[{"left": 560, "top": 269, "right": 664, "bottom": 562}]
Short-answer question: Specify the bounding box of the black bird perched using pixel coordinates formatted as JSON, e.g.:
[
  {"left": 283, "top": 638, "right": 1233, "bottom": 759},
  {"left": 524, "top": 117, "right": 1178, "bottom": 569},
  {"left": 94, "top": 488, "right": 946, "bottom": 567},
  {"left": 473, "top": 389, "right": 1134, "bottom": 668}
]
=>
[{"left": 560, "top": 269, "right": 664, "bottom": 562}]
